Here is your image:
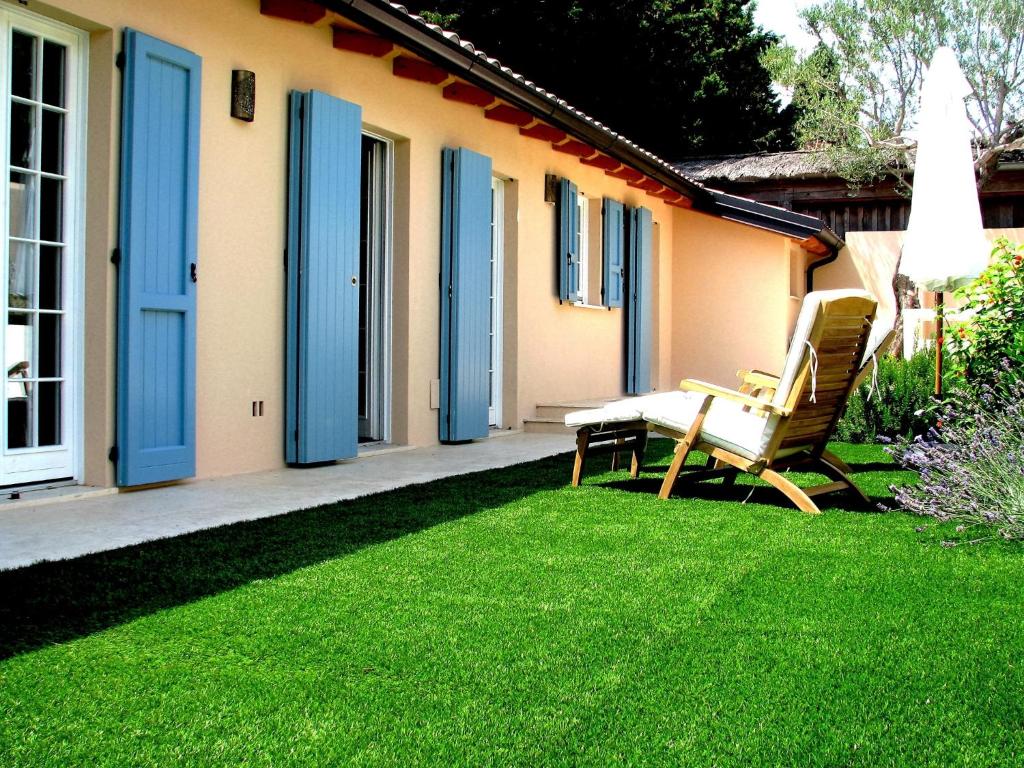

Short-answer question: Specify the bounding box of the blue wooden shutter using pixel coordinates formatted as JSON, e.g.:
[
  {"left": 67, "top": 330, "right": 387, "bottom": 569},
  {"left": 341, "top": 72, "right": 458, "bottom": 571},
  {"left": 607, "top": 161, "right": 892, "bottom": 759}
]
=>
[
  {"left": 626, "top": 207, "right": 653, "bottom": 394},
  {"left": 602, "top": 198, "right": 625, "bottom": 308},
  {"left": 116, "top": 30, "right": 201, "bottom": 486},
  {"left": 440, "top": 147, "right": 493, "bottom": 442},
  {"left": 285, "top": 91, "right": 362, "bottom": 463},
  {"left": 557, "top": 179, "right": 579, "bottom": 301}
]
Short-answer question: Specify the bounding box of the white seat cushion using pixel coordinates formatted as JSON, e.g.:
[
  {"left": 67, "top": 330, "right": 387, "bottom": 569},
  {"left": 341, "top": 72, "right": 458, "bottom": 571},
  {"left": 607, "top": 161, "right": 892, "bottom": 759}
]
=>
[
  {"left": 564, "top": 393, "right": 677, "bottom": 429},
  {"left": 641, "top": 391, "right": 772, "bottom": 461}
]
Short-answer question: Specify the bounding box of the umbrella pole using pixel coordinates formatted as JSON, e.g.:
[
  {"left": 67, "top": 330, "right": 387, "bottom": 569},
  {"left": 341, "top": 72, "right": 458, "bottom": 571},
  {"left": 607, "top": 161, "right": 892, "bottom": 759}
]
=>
[{"left": 934, "top": 291, "right": 944, "bottom": 398}]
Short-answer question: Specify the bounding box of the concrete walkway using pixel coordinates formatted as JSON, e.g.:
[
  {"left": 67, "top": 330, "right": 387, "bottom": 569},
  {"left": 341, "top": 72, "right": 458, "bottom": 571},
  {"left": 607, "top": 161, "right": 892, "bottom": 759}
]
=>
[{"left": 0, "top": 432, "right": 577, "bottom": 570}]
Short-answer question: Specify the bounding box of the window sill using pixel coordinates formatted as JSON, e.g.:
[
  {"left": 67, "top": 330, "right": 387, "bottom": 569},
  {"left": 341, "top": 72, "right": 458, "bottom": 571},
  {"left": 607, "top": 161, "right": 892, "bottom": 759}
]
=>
[{"left": 572, "top": 302, "right": 611, "bottom": 311}]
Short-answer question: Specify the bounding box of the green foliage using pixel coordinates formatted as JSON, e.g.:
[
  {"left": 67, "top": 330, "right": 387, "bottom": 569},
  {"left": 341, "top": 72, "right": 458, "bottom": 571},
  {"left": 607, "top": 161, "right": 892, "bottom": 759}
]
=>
[
  {"left": 404, "top": 0, "right": 796, "bottom": 158},
  {"left": 762, "top": 0, "right": 1024, "bottom": 188},
  {"left": 947, "top": 238, "right": 1024, "bottom": 389},
  {"left": 836, "top": 349, "right": 936, "bottom": 442}
]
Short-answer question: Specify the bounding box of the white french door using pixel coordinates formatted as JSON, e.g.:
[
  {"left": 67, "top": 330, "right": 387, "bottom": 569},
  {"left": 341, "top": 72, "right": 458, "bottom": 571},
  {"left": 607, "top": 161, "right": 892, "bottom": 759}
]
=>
[
  {"left": 0, "top": 9, "right": 84, "bottom": 486},
  {"left": 357, "top": 132, "right": 392, "bottom": 444},
  {"left": 488, "top": 177, "right": 503, "bottom": 428}
]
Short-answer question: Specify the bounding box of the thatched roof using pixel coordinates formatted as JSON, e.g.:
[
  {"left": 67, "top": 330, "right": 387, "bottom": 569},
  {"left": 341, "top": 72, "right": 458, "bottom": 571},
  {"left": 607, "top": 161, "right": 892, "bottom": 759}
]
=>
[
  {"left": 675, "top": 148, "right": 1024, "bottom": 184},
  {"left": 674, "top": 151, "right": 834, "bottom": 183}
]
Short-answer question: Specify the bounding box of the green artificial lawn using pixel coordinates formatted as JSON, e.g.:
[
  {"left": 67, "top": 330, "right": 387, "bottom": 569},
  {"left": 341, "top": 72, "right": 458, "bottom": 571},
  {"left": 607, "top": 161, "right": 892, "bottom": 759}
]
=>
[{"left": 1, "top": 441, "right": 1022, "bottom": 767}]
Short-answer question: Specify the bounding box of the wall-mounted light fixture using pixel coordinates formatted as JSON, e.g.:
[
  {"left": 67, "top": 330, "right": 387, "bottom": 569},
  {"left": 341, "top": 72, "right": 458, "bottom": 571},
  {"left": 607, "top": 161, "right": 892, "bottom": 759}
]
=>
[{"left": 231, "top": 70, "right": 255, "bottom": 122}]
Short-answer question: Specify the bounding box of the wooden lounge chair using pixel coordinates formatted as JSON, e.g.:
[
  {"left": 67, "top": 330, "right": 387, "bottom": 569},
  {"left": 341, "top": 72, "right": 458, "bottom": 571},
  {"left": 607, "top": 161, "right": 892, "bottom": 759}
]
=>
[
  {"left": 643, "top": 290, "right": 877, "bottom": 513},
  {"left": 566, "top": 290, "right": 887, "bottom": 514}
]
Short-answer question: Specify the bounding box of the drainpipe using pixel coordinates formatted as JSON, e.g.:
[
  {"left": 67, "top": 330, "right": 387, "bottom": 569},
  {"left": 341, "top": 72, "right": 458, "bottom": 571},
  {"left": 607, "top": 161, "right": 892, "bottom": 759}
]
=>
[{"left": 805, "top": 230, "right": 844, "bottom": 293}]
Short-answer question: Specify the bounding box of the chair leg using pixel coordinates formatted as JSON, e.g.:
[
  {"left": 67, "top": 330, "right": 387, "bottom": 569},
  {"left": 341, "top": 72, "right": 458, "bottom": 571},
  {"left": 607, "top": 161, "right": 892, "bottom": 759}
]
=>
[
  {"left": 817, "top": 456, "right": 871, "bottom": 506},
  {"left": 610, "top": 436, "right": 624, "bottom": 471},
  {"left": 714, "top": 459, "right": 738, "bottom": 487},
  {"left": 657, "top": 395, "right": 713, "bottom": 501},
  {"left": 630, "top": 431, "right": 648, "bottom": 479},
  {"left": 820, "top": 449, "right": 854, "bottom": 475},
  {"left": 572, "top": 430, "right": 590, "bottom": 487},
  {"left": 658, "top": 441, "right": 692, "bottom": 500},
  {"left": 760, "top": 469, "right": 822, "bottom": 515}
]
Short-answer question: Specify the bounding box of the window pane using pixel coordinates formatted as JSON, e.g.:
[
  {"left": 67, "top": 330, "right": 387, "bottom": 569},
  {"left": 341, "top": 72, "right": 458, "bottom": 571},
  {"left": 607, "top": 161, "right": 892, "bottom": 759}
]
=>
[
  {"left": 39, "top": 246, "right": 62, "bottom": 310},
  {"left": 42, "top": 41, "right": 66, "bottom": 108},
  {"left": 37, "top": 381, "right": 62, "bottom": 446},
  {"left": 38, "top": 312, "right": 61, "bottom": 378},
  {"left": 7, "top": 394, "right": 30, "bottom": 449},
  {"left": 6, "top": 312, "right": 33, "bottom": 382},
  {"left": 8, "top": 241, "right": 36, "bottom": 309},
  {"left": 10, "top": 101, "right": 36, "bottom": 169},
  {"left": 9, "top": 172, "right": 37, "bottom": 239},
  {"left": 40, "top": 177, "right": 62, "bottom": 242},
  {"left": 41, "top": 109, "right": 64, "bottom": 174},
  {"left": 11, "top": 31, "right": 36, "bottom": 100}
]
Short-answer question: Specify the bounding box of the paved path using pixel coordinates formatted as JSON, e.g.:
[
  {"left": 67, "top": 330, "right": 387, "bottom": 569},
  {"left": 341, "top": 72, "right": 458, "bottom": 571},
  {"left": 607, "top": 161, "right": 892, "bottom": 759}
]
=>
[{"left": 0, "top": 432, "right": 577, "bottom": 570}]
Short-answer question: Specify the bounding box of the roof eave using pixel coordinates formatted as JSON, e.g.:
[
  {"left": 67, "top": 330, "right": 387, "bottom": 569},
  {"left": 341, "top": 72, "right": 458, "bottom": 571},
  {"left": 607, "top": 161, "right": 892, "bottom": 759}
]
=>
[
  {"left": 322, "top": 1, "right": 841, "bottom": 253},
  {"left": 326, "top": 0, "right": 709, "bottom": 202},
  {"left": 702, "top": 190, "right": 844, "bottom": 251}
]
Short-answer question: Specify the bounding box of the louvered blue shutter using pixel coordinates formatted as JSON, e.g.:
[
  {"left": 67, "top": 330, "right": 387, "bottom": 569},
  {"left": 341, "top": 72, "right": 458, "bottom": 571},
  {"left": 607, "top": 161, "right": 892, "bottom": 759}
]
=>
[
  {"left": 602, "top": 198, "right": 625, "bottom": 308},
  {"left": 116, "top": 30, "right": 201, "bottom": 486},
  {"left": 557, "top": 179, "right": 579, "bottom": 301},
  {"left": 626, "top": 206, "right": 653, "bottom": 394},
  {"left": 440, "top": 147, "right": 493, "bottom": 442},
  {"left": 285, "top": 90, "right": 362, "bottom": 463}
]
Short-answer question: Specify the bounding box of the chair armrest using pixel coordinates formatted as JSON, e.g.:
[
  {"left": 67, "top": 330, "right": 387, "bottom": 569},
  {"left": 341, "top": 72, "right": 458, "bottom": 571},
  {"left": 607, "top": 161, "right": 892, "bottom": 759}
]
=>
[
  {"left": 736, "top": 369, "right": 780, "bottom": 388},
  {"left": 679, "top": 379, "right": 792, "bottom": 416}
]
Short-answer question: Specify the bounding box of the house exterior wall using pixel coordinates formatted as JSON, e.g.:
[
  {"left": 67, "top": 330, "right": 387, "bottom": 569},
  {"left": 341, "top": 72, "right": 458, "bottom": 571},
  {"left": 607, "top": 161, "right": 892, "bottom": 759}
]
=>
[
  {"left": 30, "top": 0, "right": 696, "bottom": 486},
  {"left": 816, "top": 228, "right": 1024, "bottom": 333},
  {"left": 669, "top": 210, "right": 791, "bottom": 387}
]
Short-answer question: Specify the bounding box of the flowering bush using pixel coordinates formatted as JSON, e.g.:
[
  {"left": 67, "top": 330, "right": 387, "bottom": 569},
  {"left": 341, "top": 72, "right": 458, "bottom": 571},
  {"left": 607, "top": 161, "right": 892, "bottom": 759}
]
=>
[
  {"left": 888, "top": 368, "right": 1024, "bottom": 542},
  {"left": 947, "top": 238, "right": 1024, "bottom": 391}
]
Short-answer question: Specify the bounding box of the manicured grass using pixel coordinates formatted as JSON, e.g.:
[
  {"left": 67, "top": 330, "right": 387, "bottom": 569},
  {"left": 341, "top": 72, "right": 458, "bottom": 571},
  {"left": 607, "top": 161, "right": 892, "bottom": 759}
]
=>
[{"left": 1, "top": 441, "right": 1022, "bottom": 767}]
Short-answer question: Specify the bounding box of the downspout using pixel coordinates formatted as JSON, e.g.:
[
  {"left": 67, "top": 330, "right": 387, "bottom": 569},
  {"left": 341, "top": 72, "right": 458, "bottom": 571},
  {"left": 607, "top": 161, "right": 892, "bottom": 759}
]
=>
[{"left": 805, "top": 230, "right": 844, "bottom": 293}]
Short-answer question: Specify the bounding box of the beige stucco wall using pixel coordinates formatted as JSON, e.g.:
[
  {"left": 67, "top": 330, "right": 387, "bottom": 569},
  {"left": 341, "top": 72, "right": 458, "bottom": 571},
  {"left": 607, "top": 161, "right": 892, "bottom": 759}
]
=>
[
  {"left": 31, "top": 0, "right": 699, "bottom": 485},
  {"left": 814, "top": 227, "right": 1024, "bottom": 332},
  {"left": 669, "top": 210, "right": 793, "bottom": 387}
]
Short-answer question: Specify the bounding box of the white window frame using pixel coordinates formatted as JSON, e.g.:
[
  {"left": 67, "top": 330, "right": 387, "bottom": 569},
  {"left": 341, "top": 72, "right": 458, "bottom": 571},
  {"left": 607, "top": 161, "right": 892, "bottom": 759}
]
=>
[
  {"left": 575, "top": 193, "right": 589, "bottom": 305},
  {"left": 489, "top": 176, "right": 504, "bottom": 428},
  {"left": 0, "top": 7, "right": 87, "bottom": 486}
]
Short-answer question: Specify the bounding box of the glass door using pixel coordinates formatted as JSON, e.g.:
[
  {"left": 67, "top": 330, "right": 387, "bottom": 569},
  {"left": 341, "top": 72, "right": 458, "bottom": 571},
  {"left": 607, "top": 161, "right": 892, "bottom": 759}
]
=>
[
  {"left": 1, "top": 11, "right": 82, "bottom": 486},
  {"left": 488, "top": 177, "right": 503, "bottom": 428},
  {"left": 357, "top": 133, "right": 391, "bottom": 444}
]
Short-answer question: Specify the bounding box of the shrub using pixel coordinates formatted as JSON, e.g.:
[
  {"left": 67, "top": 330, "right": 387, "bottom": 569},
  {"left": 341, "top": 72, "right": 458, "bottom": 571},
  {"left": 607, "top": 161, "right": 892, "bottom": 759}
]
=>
[
  {"left": 947, "top": 238, "right": 1024, "bottom": 392},
  {"left": 835, "top": 349, "right": 935, "bottom": 443},
  {"left": 888, "top": 369, "right": 1024, "bottom": 542}
]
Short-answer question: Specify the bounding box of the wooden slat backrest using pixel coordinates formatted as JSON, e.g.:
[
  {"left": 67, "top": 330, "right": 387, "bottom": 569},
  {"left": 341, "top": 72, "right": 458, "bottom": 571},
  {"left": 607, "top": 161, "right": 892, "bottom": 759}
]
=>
[{"left": 764, "top": 295, "right": 877, "bottom": 458}]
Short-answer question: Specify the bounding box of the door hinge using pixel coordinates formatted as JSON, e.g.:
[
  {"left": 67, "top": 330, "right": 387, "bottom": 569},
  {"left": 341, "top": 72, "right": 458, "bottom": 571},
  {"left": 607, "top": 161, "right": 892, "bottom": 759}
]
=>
[
  {"left": 115, "top": 51, "right": 125, "bottom": 70},
  {"left": 448, "top": 283, "right": 453, "bottom": 299},
  {"left": 108, "top": 445, "right": 119, "bottom": 463},
  {"left": 111, "top": 247, "right": 121, "bottom": 265}
]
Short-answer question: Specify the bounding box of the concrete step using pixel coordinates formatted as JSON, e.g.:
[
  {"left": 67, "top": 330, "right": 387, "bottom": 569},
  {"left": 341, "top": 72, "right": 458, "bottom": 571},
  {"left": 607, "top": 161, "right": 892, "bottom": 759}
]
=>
[
  {"left": 533, "top": 398, "right": 623, "bottom": 421},
  {"left": 522, "top": 417, "right": 576, "bottom": 435}
]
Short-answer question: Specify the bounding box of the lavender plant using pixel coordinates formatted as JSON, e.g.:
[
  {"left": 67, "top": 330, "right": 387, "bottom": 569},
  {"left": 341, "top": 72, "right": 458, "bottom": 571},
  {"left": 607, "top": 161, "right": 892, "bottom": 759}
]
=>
[{"left": 888, "top": 367, "right": 1024, "bottom": 542}]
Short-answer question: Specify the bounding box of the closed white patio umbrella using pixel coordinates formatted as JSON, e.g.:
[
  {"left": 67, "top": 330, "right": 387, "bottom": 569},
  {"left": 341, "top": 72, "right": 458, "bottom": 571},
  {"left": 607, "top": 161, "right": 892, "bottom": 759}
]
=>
[{"left": 899, "top": 46, "right": 990, "bottom": 396}]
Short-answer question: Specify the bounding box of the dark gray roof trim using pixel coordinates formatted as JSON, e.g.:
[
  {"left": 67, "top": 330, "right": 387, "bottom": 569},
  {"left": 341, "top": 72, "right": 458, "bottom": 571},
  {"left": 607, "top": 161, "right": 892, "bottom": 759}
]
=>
[
  {"left": 706, "top": 190, "right": 844, "bottom": 250},
  {"left": 325, "top": 0, "right": 843, "bottom": 250}
]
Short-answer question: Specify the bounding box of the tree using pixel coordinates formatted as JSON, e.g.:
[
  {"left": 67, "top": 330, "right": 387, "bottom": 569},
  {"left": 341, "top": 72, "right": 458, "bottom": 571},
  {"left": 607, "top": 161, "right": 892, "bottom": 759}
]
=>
[
  {"left": 762, "top": 0, "right": 1024, "bottom": 190},
  {"left": 405, "top": 0, "right": 795, "bottom": 160}
]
